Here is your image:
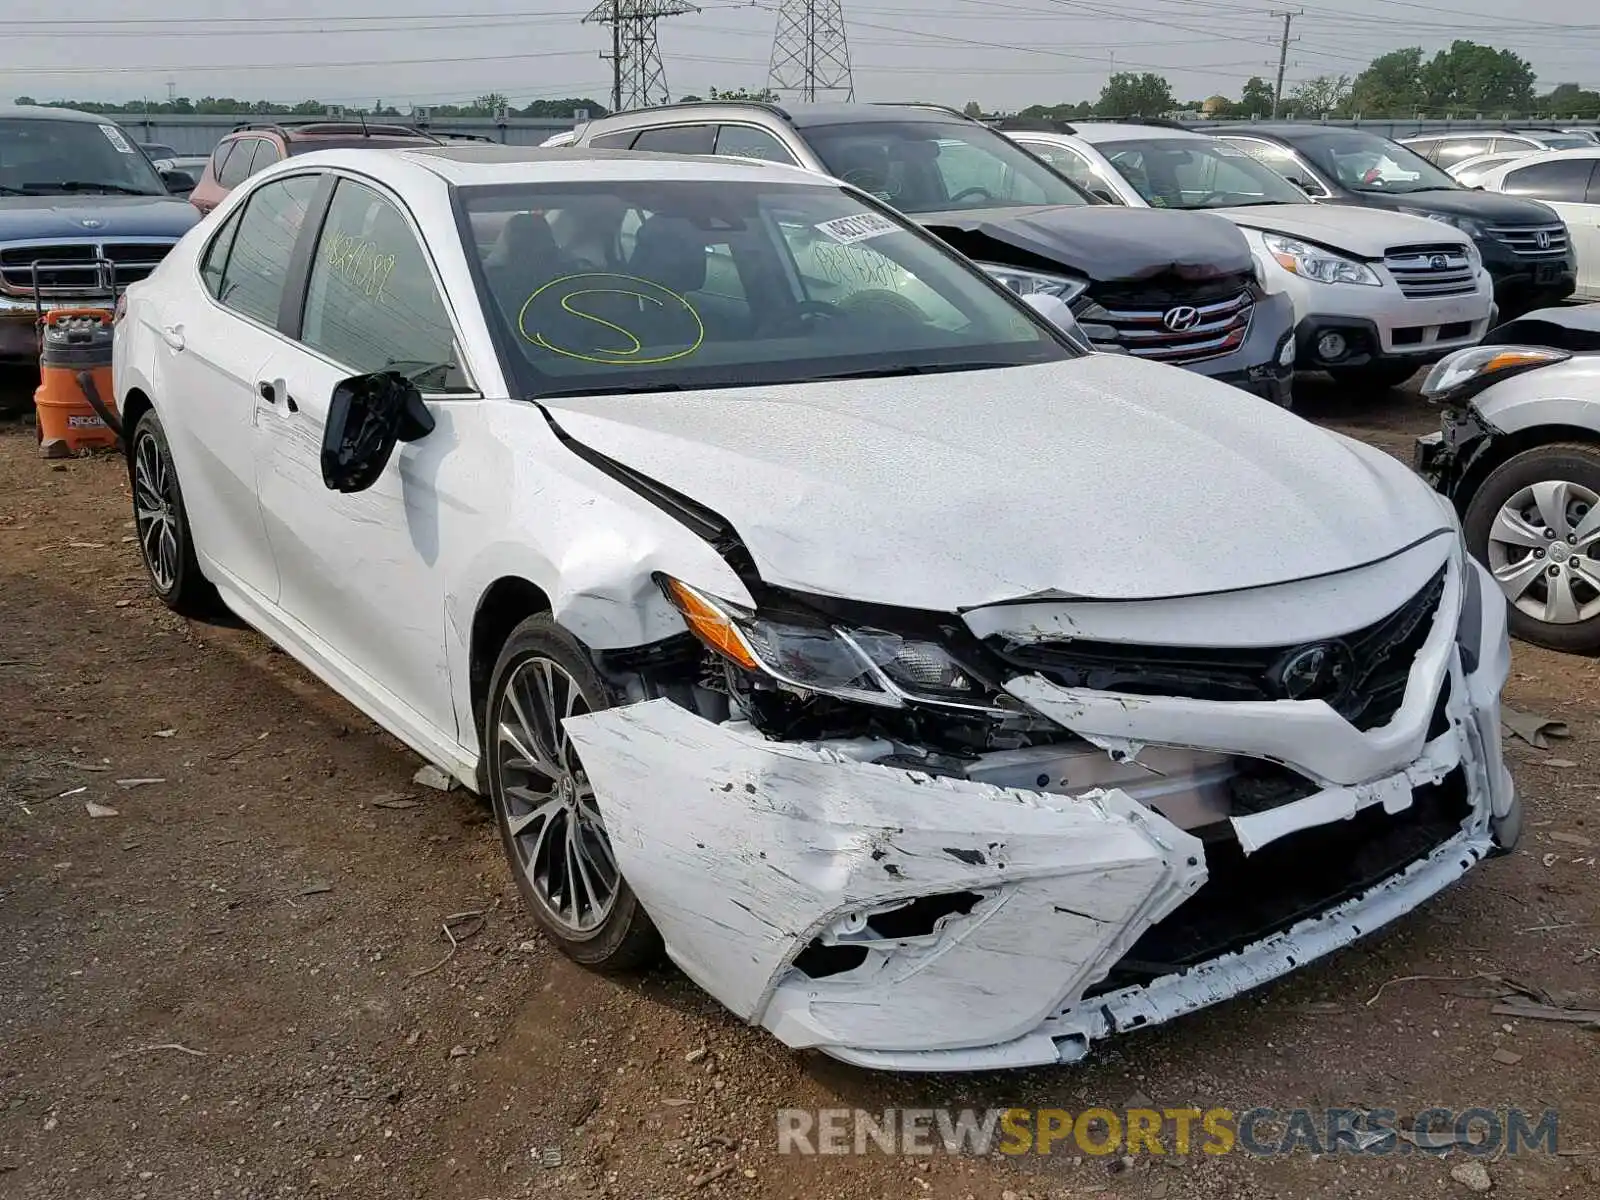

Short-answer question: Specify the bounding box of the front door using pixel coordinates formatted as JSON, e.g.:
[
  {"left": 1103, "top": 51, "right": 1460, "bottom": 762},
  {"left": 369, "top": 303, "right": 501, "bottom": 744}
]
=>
[
  {"left": 152, "top": 173, "right": 322, "bottom": 603},
  {"left": 254, "top": 175, "right": 476, "bottom": 741}
]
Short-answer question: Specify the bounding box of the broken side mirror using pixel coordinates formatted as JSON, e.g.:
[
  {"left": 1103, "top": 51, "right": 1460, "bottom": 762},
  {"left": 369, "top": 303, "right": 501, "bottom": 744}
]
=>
[
  {"left": 320, "top": 371, "right": 435, "bottom": 494},
  {"left": 1088, "top": 185, "right": 1121, "bottom": 205},
  {"left": 161, "top": 168, "right": 197, "bottom": 193}
]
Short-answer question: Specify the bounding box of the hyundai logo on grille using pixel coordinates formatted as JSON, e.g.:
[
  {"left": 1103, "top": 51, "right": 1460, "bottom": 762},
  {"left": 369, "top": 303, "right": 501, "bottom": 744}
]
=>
[
  {"left": 1162, "top": 305, "right": 1201, "bottom": 332},
  {"left": 1272, "top": 641, "right": 1353, "bottom": 703},
  {"left": 1535, "top": 229, "right": 1551, "bottom": 249},
  {"left": 1429, "top": 254, "right": 1447, "bottom": 270}
]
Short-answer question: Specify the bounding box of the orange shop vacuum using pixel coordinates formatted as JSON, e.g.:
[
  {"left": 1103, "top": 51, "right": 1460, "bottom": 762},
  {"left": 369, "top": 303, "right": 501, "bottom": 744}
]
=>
[{"left": 33, "top": 259, "right": 125, "bottom": 458}]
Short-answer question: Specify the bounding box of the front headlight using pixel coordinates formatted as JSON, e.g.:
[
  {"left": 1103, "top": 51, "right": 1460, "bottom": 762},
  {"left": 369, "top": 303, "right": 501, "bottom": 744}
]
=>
[
  {"left": 1420, "top": 345, "right": 1571, "bottom": 402},
  {"left": 1262, "top": 233, "right": 1380, "bottom": 286},
  {"left": 1408, "top": 210, "right": 1484, "bottom": 240},
  {"left": 661, "top": 577, "right": 988, "bottom": 708},
  {"left": 976, "top": 263, "right": 1090, "bottom": 304}
]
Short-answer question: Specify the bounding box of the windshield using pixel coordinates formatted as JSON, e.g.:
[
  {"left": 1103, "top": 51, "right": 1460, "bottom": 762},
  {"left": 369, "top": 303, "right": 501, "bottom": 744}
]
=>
[
  {"left": 801, "top": 119, "right": 1090, "bottom": 214},
  {"left": 1290, "top": 130, "right": 1461, "bottom": 194},
  {"left": 0, "top": 117, "right": 168, "bottom": 196},
  {"left": 459, "top": 179, "right": 1072, "bottom": 398},
  {"left": 1541, "top": 134, "right": 1594, "bottom": 150},
  {"left": 1098, "top": 137, "right": 1309, "bottom": 208}
]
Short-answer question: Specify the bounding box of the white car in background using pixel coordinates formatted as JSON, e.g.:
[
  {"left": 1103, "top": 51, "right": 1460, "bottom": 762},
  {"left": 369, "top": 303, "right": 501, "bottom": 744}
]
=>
[
  {"left": 1463, "top": 148, "right": 1600, "bottom": 301},
  {"left": 1002, "top": 122, "right": 1496, "bottom": 389},
  {"left": 114, "top": 143, "right": 1518, "bottom": 1071},
  {"left": 1403, "top": 129, "right": 1599, "bottom": 172},
  {"left": 1447, "top": 150, "right": 1537, "bottom": 189}
]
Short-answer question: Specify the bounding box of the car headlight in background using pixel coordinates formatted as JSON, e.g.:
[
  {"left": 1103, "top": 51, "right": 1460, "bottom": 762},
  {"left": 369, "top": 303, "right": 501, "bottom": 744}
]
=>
[
  {"left": 976, "top": 263, "right": 1090, "bottom": 304},
  {"left": 661, "top": 577, "right": 990, "bottom": 709},
  {"left": 1420, "top": 345, "right": 1571, "bottom": 403},
  {"left": 1262, "top": 233, "right": 1380, "bottom": 286},
  {"left": 1406, "top": 210, "right": 1486, "bottom": 240}
]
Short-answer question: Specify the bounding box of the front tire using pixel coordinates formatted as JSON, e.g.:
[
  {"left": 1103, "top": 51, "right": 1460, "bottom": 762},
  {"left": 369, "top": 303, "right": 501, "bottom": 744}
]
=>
[
  {"left": 484, "top": 614, "right": 661, "bottom": 970},
  {"left": 130, "top": 408, "right": 216, "bottom": 615},
  {"left": 1462, "top": 442, "right": 1600, "bottom": 654},
  {"left": 1326, "top": 360, "right": 1420, "bottom": 391}
]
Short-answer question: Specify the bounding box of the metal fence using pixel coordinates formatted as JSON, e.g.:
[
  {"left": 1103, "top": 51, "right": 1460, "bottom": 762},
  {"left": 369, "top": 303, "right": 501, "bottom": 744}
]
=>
[
  {"left": 107, "top": 113, "right": 577, "bottom": 156},
  {"left": 1184, "top": 116, "right": 1600, "bottom": 139}
]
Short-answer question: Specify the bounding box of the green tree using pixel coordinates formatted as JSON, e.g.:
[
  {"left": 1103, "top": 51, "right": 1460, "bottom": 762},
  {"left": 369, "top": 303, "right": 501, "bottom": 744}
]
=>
[
  {"left": 474, "top": 92, "right": 511, "bottom": 114},
  {"left": 1421, "top": 40, "right": 1535, "bottom": 113},
  {"left": 1238, "top": 76, "right": 1275, "bottom": 118},
  {"left": 1537, "top": 82, "right": 1600, "bottom": 119},
  {"left": 1287, "top": 74, "right": 1351, "bottom": 115},
  {"left": 1097, "top": 72, "right": 1176, "bottom": 117},
  {"left": 707, "top": 85, "right": 779, "bottom": 102},
  {"left": 962, "top": 100, "right": 983, "bottom": 118},
  {"left": 1350, "top": 48, "right": 1425, "bottom": 116}
]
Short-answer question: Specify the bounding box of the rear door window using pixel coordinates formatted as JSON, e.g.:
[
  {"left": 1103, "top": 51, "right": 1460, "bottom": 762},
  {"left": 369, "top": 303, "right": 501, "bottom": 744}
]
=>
[
  {"left": 714, "top": 124, "right": 798, "bottom": 165},
  {"left": 588, "top": 130, "right": 638, "bottom": 149},
  {"left": 213, "top": 173, "right": 321, "bottom": 327},
  {"left": 1503, "top": 157, "right": 1597, "bottom": 204},
  {"left": 630, "top": 125, "right": 716, "bottom": 155},
  {"left": 1432, "top": 139, "right": 1492, "bottom": 169},
  {"left": 217, "top": 138, "right": 263, "bottom": 188},
  {"left": 1014, "top": 139, "right": 1107, "bottom": 194}
]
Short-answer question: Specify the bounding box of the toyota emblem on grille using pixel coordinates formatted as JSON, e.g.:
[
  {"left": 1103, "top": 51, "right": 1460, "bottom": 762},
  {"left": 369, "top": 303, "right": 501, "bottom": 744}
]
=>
[
  {"left": 1535, "top": 229, "right": 1551, "bottom": 249},
  {"left": 1429, "top": 254, "right": 1447, "bottom": 270},
  {"left": 1272, "top": 641, "right": 1353, "bottom": 703},
  {"left": 1162, "top": 305, "right": 1201, "bottom": 332}
]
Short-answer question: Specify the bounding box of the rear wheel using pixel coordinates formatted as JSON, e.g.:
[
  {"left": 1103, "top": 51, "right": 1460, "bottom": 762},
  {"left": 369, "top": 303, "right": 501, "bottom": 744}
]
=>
[
  {"left": 1326, "top": 361, "right": 1420, "bottom": 391},
  {"left": 130, "top": 408, "right": 216, "bottom": 615},
  {"left": 1462, "top": 442, "right": 1600, "bottom": 654},
  {"left": 484, "top": 615, "right": 661, "bottom": 970}
]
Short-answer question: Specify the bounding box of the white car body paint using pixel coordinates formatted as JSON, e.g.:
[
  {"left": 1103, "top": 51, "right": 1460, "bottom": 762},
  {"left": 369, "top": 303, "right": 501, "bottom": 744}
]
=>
[
  {"left": 1006, "top": 126, "right": 1496, "bottom": 365},
  {"left": 115, "top": 143, "right": 1519, "bottom": 1071}
]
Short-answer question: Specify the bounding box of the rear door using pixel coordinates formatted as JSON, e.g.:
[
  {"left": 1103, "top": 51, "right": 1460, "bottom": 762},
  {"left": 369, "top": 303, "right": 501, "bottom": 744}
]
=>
[
  {"left": 154, "top": 172, "right": 324, "bottom": 602},
  {"left": 254, "top": 173, "right": 476, "bottom": 739}
]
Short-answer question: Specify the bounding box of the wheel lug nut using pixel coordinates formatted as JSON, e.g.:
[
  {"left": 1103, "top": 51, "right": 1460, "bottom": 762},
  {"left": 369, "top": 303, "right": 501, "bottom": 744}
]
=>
[
  {"left": 1549, "top": 565, "right": 1561, "bottom": 577},
  {"left": 1545, "top": 529, "right": 1557, "bottom": 539},
  {"left": 1535, "top": 549, "right": 1545, "bottom": 558}
]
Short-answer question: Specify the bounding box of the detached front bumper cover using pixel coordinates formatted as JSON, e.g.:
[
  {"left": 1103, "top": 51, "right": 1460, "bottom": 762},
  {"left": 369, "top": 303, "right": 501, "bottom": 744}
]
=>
[{"left": 562, "top": 558, "right": 1516, "bottom": 1072}]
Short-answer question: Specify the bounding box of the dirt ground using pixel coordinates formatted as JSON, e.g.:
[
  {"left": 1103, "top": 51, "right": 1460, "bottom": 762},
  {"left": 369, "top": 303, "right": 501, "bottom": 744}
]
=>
[{"left": 2, "top": 370, "right": 1598, "bottom": 1200}]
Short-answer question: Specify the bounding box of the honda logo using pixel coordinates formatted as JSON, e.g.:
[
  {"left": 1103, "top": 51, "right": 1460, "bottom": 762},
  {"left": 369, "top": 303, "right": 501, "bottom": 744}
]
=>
[
  {"left": 1535, "top": 229, "right": 1551, "bottom": 250},
  {"left": 1162, "top": 305, "right": 1201, "bottom": 332}
]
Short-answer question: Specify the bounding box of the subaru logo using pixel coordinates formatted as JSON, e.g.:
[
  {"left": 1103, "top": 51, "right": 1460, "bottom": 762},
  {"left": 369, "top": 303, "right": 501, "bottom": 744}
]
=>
[
  {"left": 1162, "top": 305, "right": 1201, "bottom": 332},
  {"left": 78, "top": 217, "right": 104, "bottom": 230},
  {"left": 1535, "top": 229, "right": 1551, "bottom": 249},
  {"left": 1429, "top": 254, "right": 1447, "bottom": 270},
  {"left": 1272, "top": 641, "right": 1353, "bottom": 703}
]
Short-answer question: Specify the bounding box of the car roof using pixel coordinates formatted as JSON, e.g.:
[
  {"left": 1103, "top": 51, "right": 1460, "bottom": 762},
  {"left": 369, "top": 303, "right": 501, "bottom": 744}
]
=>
[
  {"left": 581, "top": 100, "right": 972, "bottom": 133},
  {"left": 1219, "top": 124, "right": 1389, "bottom": 140},
  {"left": 1059, "top": 122, "right": 1211, "bottom": 145},
  {"left": 0, "top": 104, "right": 114, "bottom": 124},
  {"left": 289, "top": 144, "right": 837, "bottom": 189}
]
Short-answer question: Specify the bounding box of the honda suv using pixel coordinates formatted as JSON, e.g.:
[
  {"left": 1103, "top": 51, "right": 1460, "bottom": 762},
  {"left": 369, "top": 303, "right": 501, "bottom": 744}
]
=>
[
  {"left": 565, "top": 102, "right": 1298, "bottom": 405},
  {"left": 188, "top": 120, "right": 452, "bottom": 214}
]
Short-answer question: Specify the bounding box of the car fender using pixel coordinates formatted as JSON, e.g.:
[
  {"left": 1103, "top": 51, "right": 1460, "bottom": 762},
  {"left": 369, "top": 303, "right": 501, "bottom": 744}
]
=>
[{"left": 1468, "top": 355, "right": 1600, "bottom": 437}]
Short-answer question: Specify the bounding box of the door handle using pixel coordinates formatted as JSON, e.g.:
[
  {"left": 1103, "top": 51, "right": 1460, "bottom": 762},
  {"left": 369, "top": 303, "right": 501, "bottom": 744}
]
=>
[{"left": 160, "top": 324, "right": 185, "bottom": 352}]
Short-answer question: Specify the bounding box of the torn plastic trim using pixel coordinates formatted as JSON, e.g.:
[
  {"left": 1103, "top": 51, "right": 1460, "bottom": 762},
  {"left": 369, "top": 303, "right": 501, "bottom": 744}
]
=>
[
  {"left": 825, "top": 824, "right": 1496, "bottom": 1073},
  {"left": 1003, "top": 555, "right": 1464, "bottom": 789},
  {"left": 562, "top": 697, "right": 1208, "bottom": 1055}
]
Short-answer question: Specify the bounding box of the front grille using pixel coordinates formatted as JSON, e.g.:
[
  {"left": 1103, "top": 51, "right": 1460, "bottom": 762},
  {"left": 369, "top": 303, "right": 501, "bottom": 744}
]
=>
[
  {"left": 0, "top": 240, "right": 176, "bottom": 296},
  {"left": 988, "top": 565, "right": 1448, "bottom": 733},
  {"left": 1077, "top": 279, "right": 1256, "bottom": 366},
  {"left": 1485, "top": 224, "right": 1568, "bottom": 259},
  {"left": 1383, "top": 243, "right": 1478, "bottom": 298}
]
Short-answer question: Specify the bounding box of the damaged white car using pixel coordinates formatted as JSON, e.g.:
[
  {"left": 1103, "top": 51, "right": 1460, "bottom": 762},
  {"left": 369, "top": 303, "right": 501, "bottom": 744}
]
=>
[{"left": 114, "top": 144, "right": 1522, "bottom": 1071}]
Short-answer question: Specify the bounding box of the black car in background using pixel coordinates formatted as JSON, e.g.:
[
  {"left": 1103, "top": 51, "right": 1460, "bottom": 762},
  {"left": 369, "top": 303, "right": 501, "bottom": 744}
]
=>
[{"left": 1217, "top": 124, "right": 1577, "bottom": 318}]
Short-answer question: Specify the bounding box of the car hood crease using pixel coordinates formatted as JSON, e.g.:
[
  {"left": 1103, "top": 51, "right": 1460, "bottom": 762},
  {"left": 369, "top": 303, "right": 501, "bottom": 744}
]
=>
[{"left": 541, "top": 357, "right": 1448, "bottom": 611}]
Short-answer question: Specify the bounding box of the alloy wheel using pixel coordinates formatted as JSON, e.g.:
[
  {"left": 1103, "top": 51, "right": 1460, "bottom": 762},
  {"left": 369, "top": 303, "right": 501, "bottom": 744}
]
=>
[
  {"left": 1486, "top": 479, "right": 1600, "bottom": 625},
  {"left": 133, "top": 429, "right": 180, "bottom": 593},
  {"left": 494, "top": 656, "right": 620, "bottom": 936}
]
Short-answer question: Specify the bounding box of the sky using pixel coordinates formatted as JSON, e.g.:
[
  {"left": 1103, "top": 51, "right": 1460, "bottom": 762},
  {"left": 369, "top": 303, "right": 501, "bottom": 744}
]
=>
[{"left": 5, "top": 0, "right": 1599, "bottom": 114}]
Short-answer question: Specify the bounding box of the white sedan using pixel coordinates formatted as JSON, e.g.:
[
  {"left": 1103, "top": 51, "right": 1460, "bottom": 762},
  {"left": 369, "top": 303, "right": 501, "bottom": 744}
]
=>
[{"left": 115, "top": 144, "right": 1520, "bottom": 1071}]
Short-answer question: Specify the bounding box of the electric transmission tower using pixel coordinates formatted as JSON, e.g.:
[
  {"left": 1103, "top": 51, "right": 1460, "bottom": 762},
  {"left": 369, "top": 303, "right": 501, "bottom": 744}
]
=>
[
  {"left": 767, "top": 0, "right": 855, "bottom": 102},
  {"left": 584, "top": 0, "right": 699, "bottom": 113}
]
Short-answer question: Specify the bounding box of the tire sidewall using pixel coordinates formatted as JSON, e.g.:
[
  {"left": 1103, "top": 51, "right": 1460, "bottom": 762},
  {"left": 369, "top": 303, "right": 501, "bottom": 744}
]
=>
[
  {"left": 1463, "top": 442, "right": 1600, "bottom": 654},
  {"left": 483, "top": 614, "right": 656, "bottom": 967},
  {"left": 130, "top": 408, "right": 200, "bottom": 605}
]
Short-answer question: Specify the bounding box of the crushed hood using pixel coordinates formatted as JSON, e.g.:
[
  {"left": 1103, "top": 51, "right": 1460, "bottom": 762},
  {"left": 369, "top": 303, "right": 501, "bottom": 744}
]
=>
[
  {"left": 1213, "top": 203, "right": 1474, "bottom": 258},
  {"left": 542, "top": 355, "right": 1448, "bottom": 611},
  {"left": 0, "top": 194, "right": 200, "bottom": 240},
  {"left": 918, "top": 204, "right": 1255, "bottom": 283}
]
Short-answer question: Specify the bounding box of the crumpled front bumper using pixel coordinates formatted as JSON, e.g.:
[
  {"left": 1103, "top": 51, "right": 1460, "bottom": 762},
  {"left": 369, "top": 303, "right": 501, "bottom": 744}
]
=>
[{"left": 564, "top": 556, "right": 1517, "bottom": 1072}]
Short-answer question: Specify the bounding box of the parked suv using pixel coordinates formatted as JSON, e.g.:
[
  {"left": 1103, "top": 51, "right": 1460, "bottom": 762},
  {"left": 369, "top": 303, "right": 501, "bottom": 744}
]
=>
[
  {"left": 0, "top": 104, "right": 199, "bottom": 361},
  {"left": 1402, "top": 129, "right": 1597, "bottom": 171},
  {"left": 188, "top": 121, "right": 450, "bottom": 214},
  {"left": 566, "top": 102, "right": 1298, "bottom": 405},
  {"left": 1001, "top": 121, "right": 1496, "bottom": 389},
  {"left": 1216, "top": 125, "right": 1576, "bottom": 318}
]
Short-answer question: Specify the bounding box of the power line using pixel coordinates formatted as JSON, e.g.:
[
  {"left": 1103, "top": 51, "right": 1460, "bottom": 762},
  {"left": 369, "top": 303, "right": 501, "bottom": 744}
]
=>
[{"left": 584, "top": 0, "right": 700, "bottom": 111}]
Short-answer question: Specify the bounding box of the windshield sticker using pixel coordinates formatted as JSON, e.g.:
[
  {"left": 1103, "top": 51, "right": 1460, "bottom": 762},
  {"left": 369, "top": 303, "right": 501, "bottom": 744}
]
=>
[
  {"left": 814, "top": 213, "right": 900, "bottom": 246},
  {"left": 810, "top": 241, "right": 901, "bottom": 290},
  {"left": 321, "top": 230, "right": 398, "bottom": 303},
  {"left": 518, "top": 273, "right": 704, "bottom": 365},
  {"left": 99, "top": 125, "right": 135, "bottom": 154}
]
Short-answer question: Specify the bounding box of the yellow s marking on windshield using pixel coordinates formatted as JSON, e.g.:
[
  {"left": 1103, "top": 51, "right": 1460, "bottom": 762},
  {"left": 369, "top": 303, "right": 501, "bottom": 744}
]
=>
[{"left": 518, "top": 272, "right": 705, "bottom": 365}]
